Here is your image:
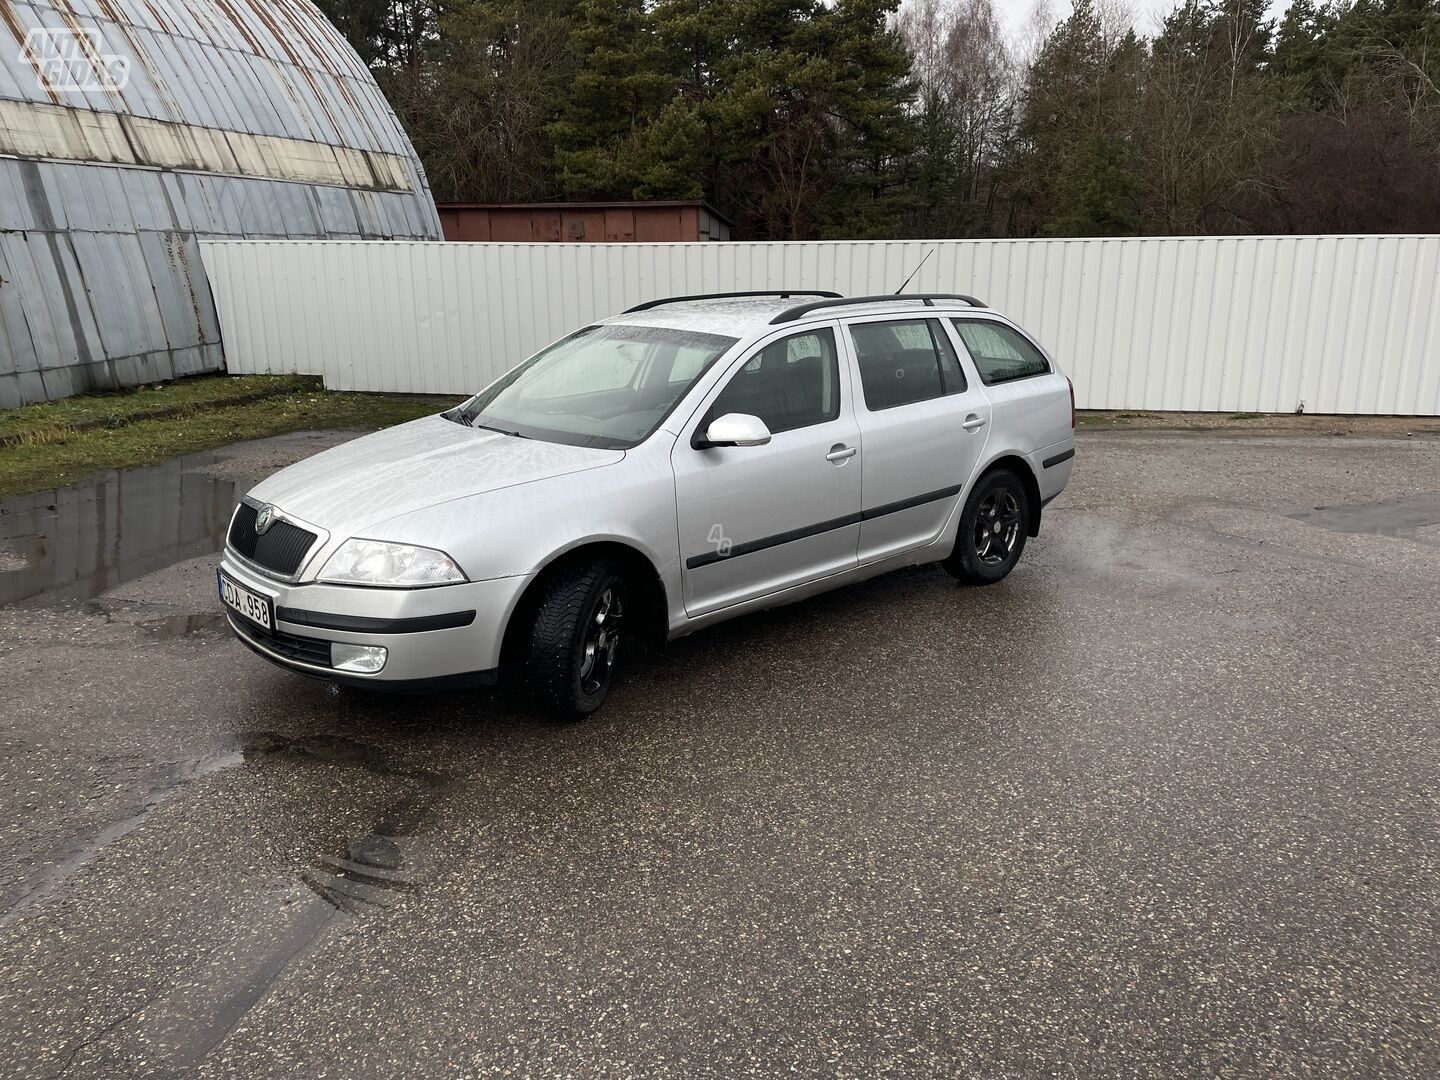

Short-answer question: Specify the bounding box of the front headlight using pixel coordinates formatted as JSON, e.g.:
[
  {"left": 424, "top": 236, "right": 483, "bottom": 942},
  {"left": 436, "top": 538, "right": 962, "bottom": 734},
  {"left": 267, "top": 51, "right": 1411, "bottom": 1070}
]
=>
[{"left": 319, "top": 539, "right": 467, "bottom": 587}]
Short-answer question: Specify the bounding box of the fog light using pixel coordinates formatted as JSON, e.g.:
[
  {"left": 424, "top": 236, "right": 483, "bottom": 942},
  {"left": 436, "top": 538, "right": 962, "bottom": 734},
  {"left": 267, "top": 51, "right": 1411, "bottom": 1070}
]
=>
[{"left": 331, "top": 643, "right": 387, "bottom": 674}]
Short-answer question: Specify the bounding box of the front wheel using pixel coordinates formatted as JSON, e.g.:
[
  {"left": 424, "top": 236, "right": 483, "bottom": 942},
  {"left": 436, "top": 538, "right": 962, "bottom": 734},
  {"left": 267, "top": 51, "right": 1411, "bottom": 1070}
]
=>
[
  {"left": 943, "top": 469, "right": 1030, "bottom": 586},
  {"left": 524, "top": 561, "right": 629, "bottom": 721}
]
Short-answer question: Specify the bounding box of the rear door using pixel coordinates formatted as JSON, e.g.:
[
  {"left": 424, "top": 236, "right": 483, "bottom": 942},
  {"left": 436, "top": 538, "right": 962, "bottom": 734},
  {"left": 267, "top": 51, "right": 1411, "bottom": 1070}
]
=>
[
  {"left": 841, "top": 315, "right": 992, "bottom": 564},
  {"left": 671, "top": 324, "right": 862, "bottom": 616}
]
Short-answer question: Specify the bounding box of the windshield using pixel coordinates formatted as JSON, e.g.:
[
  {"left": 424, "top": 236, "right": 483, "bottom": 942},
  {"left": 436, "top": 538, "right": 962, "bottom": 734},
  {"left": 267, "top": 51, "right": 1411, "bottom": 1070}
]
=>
[{"left": 448, "top": 324, "right": 738, "bottom": 449}]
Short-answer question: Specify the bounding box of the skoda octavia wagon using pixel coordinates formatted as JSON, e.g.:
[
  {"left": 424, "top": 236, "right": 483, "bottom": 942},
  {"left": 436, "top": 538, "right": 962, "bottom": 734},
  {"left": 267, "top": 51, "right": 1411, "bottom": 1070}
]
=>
[{"left": 219, "top": 292, "right": 1075, "bottom": 719}]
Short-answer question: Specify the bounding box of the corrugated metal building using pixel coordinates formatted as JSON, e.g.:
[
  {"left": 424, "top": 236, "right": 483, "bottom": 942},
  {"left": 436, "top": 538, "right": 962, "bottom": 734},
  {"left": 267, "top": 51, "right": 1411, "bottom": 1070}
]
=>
[
  {"left": 437, "top": 201, "right": 734, "bottom": 243},
  {"left": 0, "top": 0, "right": 441, "bottom": 408}
]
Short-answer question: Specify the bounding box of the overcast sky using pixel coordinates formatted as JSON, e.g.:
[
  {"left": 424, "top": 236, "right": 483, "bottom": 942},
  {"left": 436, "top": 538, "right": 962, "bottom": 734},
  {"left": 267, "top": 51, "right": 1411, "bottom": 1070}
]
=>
[{"left": 987, "top": 0, "right": 1296, "bottom": 42}]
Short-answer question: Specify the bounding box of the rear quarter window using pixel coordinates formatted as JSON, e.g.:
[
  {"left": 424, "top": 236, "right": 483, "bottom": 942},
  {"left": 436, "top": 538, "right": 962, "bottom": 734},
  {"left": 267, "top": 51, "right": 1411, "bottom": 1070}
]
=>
[{"left": 952, "top": 320, "right": 1051, "bottom": 385}]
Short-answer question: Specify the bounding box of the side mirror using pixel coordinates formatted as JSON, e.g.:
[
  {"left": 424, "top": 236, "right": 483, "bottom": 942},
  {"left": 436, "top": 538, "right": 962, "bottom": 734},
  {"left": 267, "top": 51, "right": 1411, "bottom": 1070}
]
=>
[{"left": 700, "top": 413, "right": 772, "bottom": 448}]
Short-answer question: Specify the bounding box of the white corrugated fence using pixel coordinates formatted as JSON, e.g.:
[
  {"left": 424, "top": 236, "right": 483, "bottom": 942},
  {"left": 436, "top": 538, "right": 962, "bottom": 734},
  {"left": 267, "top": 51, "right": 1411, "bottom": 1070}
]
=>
[{"left": 200, "top": 236, "right": 1440, "bottom": 415}]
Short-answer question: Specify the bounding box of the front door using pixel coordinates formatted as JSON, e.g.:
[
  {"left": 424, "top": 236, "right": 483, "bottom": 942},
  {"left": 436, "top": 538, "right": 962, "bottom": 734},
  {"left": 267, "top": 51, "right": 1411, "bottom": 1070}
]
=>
[
  {"left": 672, "top": 324, "right": 862, "bottom": 617},
  {"left": 841, "top": 316, "right": 992, "bottom": 564}
]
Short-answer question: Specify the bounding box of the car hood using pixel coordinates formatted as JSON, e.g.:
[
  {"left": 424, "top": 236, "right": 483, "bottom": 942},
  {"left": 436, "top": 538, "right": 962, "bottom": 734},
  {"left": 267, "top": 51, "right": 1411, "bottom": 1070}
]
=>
[{"left": 246, "top": 414, "right": 624, "bottom": 533}]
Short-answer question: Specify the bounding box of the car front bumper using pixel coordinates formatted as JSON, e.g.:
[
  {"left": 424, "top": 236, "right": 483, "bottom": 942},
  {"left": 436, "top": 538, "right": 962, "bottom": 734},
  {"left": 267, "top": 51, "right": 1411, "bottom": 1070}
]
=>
[{"left": 217, "top": 551, "right": 533, "bottom": 689}]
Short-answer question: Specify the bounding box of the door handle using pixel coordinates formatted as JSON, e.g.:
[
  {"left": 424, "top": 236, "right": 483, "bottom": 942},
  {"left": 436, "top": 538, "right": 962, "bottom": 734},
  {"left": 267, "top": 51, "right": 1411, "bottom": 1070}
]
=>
[
  {"left": 962, "top": 414, "right": 987, "bottom": 432},
  {"left": 826, "top": 444, "right": 857, "bottom": 462}
]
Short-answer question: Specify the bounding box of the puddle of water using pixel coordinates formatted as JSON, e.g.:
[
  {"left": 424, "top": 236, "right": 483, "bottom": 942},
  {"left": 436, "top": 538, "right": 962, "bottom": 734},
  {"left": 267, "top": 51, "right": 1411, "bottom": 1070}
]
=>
[
  {"left": 1290, "top": 493, "right": 1440, "bottom": 546},
  {"left": 0, "top": 451, "right": 250, "bottom": 607},
  {"left": 140, "top": 612, "right": 230, "bottom": 639}
]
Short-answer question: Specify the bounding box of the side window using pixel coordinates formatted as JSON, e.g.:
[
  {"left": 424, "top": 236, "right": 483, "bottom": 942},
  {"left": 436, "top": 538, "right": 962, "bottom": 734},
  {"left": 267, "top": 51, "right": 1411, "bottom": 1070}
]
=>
[
  {"left": 952, "top": 319, "right": 1051, "bottom": 384},
  {"left": 704, "top": 328, "right": 840, "bottom": 436},
  {"left": 848, "top": 318, "right": 965, "bottom": 411}
]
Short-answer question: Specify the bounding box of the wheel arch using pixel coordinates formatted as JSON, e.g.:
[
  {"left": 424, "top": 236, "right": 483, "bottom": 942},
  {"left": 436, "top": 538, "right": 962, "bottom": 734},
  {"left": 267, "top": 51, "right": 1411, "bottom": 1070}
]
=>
[
  {"left": 975, "top": 453, "right": 1044, "bottom": 537},
  {"left": 498, "top": 539, "right": 669, "bottom": 678}
]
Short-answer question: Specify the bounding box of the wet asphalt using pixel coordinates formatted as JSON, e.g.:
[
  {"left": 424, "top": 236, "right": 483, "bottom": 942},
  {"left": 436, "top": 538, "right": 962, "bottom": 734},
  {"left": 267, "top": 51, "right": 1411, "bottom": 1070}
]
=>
[{"left": 0, "top": 425, "right": 1436, "bottom": 1078}]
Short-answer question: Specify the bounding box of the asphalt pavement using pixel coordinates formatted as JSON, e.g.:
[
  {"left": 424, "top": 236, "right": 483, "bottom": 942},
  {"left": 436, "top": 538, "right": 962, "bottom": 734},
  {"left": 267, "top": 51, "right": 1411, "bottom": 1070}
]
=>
[{"left": 0, "top": 423, "right": 1436, "bottom": 1078}]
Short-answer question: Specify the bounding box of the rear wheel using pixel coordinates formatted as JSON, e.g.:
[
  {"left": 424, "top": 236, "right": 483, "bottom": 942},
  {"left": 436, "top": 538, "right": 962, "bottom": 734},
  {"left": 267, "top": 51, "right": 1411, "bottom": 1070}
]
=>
[
  {"left": 943, "top": 469, "right": 1030, "bottom": 585},
  {"left": 524, "top": 560, "right": 628, "bottom": 721}
]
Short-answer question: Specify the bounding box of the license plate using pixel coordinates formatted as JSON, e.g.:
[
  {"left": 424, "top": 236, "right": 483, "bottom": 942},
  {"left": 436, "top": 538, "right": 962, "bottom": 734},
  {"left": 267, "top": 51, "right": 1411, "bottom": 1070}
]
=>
[{"left": 218, "top": 570, "right": 272, "bottom": 631}]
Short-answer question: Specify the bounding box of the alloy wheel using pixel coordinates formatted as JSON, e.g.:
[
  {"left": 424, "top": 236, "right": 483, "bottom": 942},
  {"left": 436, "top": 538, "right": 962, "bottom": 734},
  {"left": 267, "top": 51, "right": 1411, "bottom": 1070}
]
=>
[
  {"left": 579, "top": 587, "right": 622, "bottom": 694},
  {"left": 974, "top": 487, "right": 1022, "bottom": 565}
]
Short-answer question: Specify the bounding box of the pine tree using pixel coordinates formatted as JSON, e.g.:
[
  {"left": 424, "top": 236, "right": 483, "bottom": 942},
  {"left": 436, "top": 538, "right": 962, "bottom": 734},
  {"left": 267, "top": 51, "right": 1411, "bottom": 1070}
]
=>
[
  {"left": 548, "top": 0, "right": 675, "bottom": 198},
  {"left": 547, "top": 0, "right": 916, "bottom": 237},
  {"left": 700, "top": 0, "right": 916, "bottom": 237}
]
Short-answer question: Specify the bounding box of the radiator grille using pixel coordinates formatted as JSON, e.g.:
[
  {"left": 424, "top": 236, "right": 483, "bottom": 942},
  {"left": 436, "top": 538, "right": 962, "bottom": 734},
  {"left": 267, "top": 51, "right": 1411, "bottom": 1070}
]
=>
[{"left": 227, "top": 502, "right": 317, "bottom": 576}]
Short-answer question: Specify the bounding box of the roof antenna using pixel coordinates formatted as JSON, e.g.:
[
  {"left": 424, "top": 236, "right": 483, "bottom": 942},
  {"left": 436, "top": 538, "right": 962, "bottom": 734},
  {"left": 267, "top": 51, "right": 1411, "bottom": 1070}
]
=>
[{"left": 894, "top": 248, "right": 935, "bottom": 294}]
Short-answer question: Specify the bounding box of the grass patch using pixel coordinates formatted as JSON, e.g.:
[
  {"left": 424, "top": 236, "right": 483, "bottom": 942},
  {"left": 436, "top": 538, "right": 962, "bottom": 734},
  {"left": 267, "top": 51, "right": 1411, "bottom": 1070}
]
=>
[
  {"left": 0, "top": 383, "right": 459, "bottom": 499},
  {"left": 0, "top": 374, "right": 317, "bottom": 444},
  {"left": 1228, "top": 413, "right": 1261, "bottom": 420}
]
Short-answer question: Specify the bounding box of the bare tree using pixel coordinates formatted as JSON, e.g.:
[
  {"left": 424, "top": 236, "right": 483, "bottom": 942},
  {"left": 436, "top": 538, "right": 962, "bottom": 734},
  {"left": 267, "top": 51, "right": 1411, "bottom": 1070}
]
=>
[
  {"left": 948, "top": 1, "right": 1017, "bottom": 179},
  {"left": 1133, "top": 0, "right": 1279, "bottom": 233},
  {"left": 1095, "top": 0, "right": 1139, "bottom": 51},
  {"left": 1016, "top": 0, "right": 1059, "bottom": 69},
  {"left": 896, "top": 0, "right": 1018, "bottom": 232}
]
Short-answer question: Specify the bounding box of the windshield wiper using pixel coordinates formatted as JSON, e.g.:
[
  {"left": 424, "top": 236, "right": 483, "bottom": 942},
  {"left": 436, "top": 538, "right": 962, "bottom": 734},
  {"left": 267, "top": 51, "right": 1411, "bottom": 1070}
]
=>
[{"left": 472, "top": 421, "right": 528, "bottom": 439}]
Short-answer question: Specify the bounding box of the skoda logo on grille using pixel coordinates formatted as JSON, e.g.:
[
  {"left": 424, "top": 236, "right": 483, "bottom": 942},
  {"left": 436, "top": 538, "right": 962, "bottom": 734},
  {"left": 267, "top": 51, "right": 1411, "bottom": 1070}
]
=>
[{"left": 254, "top": 504, "right": 279, "bottom": 535}]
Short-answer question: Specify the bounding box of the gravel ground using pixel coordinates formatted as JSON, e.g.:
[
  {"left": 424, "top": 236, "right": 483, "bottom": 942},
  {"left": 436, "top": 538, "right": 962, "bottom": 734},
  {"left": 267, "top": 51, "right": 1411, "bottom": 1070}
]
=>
[{"left": 0, "top": 423, "right": 1436, "bottom": 1078}]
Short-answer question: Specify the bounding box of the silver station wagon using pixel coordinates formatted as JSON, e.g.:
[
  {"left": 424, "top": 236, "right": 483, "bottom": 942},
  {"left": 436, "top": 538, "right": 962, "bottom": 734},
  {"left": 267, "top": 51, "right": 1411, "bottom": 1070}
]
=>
[{"left": 218, "top": 292, "right": 1076, "bottom": 719}]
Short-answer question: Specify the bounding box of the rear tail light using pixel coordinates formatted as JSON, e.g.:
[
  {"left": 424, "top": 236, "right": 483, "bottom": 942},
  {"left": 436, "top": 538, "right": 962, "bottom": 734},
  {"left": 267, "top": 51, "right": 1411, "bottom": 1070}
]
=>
[{"left": 1067, "top": 377, "right": 1076, "bottom": 428}]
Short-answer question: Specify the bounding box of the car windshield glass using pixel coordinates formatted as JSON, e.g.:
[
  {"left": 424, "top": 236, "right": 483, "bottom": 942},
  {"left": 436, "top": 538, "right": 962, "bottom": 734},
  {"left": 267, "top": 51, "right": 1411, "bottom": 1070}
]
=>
[{"left": 449, "top": 324, "right": 738, "bottom": 449}]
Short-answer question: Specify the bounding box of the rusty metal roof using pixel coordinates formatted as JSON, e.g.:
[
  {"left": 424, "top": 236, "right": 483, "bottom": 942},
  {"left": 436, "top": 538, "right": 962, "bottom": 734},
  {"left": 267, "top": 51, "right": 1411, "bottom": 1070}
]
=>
[
  {"left": 0, "top": 0, "right": 441, "bottom": 407},
  {"left": 438, "top": 200, "right": 737, "bottom": 228}
]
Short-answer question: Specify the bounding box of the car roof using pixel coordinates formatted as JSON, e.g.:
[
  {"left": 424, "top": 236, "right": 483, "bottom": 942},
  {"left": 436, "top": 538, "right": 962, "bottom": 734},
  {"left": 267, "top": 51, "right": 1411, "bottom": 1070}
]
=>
[{"left": 600, "top": 296, "right": 998, "bottom": 341}]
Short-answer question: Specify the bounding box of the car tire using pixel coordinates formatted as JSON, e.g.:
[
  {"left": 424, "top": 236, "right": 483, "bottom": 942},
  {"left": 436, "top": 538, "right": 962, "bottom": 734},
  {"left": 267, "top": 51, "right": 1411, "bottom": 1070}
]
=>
[
  {"left": 943, "top": 469, "right": 1030, "bottom": 586},
  {"left": 524, "top": 560, "right": 629, "bottom": 721}
]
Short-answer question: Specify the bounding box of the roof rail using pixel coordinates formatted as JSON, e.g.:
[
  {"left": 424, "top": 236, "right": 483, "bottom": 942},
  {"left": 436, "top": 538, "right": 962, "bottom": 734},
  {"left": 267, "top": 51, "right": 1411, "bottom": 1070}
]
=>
[
  {"left": 624, "top": 290, "right": 842, "bottom": 313},
  {"left": 770, "top": 293, "right": 986, "bottom": 324}
]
